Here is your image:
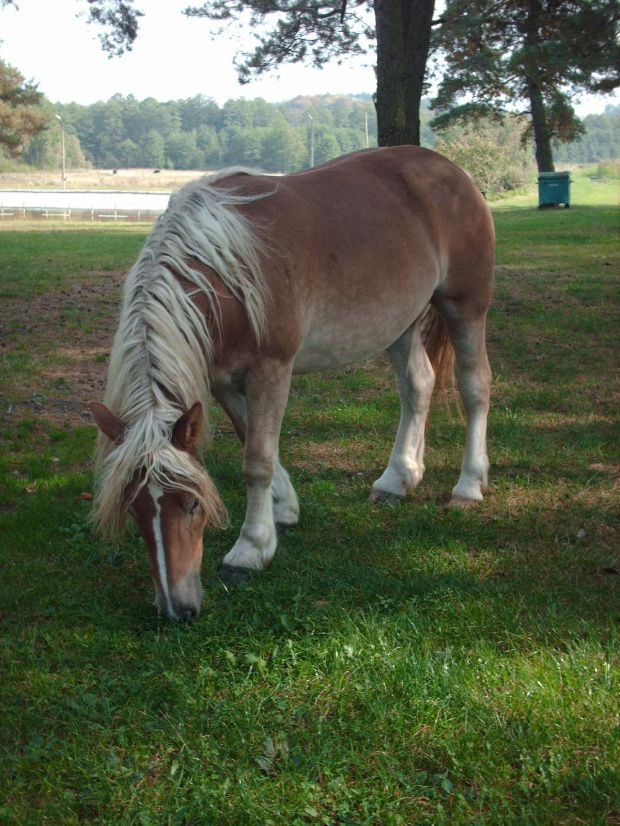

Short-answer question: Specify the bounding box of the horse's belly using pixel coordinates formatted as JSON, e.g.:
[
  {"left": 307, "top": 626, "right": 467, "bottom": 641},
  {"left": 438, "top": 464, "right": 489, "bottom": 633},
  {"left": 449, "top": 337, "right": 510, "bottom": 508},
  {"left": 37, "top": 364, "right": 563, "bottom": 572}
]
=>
[
  {"left": 288, "top": 227, "right": 440, "bottom": 374},
  {"left": 292, "top": 338, "right": 384, "bottom": 373},
  {"left": 292, "top": 303, "right": 421, "bottom": 374}
]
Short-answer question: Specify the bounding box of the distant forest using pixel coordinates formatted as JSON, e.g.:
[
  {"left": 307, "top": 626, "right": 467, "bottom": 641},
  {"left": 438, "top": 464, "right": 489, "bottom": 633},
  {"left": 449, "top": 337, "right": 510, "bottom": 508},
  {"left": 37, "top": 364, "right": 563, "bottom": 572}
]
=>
[
  {"left": 20, "top": 93, "right": 619, "bottom": 176},
  {"left": 553, "top": 105, "right": 620, "bottom": 164},
  {"left": 24, "top": 94, "right": 390, "bottom": 173}
]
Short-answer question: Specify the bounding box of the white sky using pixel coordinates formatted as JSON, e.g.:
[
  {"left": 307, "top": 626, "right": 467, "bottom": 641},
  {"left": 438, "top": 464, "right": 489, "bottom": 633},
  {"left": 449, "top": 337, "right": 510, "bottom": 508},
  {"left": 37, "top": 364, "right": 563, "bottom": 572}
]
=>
[{"left": 1, "top": 0, "right": 616, "bottom": 115}]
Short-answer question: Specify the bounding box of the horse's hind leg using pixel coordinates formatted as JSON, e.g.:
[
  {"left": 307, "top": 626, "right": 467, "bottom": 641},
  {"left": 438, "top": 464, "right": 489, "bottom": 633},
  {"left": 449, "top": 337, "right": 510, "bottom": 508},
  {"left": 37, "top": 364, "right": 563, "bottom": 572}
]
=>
[
  {"left": 433, "top": 296, "right": 492, "bottom": 506},
  {"left": 370, "top": 320, "right": 435, "bottom": 502}
]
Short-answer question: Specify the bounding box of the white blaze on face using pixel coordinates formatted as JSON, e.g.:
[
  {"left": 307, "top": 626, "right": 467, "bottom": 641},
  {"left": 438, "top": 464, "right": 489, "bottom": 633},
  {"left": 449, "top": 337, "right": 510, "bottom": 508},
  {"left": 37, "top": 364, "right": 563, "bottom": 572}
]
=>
[{"left": 148, "top": 482, "right": 175, "bottom": 618}]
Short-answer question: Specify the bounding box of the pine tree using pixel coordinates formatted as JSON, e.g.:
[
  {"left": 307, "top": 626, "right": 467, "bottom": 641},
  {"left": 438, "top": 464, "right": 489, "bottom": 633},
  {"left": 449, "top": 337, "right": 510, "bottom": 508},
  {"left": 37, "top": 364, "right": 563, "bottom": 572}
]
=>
[
  {"left": 431, "top": 0, "right": 620, "bottom": 171},
  {"left": 0, "top": 57, "right": 47, "bottom": 157}
]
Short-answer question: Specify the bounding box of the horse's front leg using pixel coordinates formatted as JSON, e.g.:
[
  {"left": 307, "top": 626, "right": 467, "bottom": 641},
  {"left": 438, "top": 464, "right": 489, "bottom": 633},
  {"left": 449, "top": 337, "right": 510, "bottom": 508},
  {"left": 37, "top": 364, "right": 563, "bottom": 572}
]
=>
[
  {"left": 213, "top": 384, "right": 299, "bottom": 533},
  {"left": 220, "top": 360, "right": 293, "bottom": 575}
]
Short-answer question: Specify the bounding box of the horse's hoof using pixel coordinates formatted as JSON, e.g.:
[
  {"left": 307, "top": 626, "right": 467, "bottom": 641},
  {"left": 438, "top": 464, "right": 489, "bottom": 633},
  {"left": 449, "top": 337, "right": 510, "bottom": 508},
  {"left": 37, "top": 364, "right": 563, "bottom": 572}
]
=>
[
  {"left": 218, "top": 564, "right": 251, "bottom": 585},
  {"left": 448, "top": 495, "right": 481, "bottom": 509},
  {"left": 275, "top": 521, "right": 296, "bottom": 536},
  {"left": 369, "top": 489, "right": 404, "bottom": 504}
]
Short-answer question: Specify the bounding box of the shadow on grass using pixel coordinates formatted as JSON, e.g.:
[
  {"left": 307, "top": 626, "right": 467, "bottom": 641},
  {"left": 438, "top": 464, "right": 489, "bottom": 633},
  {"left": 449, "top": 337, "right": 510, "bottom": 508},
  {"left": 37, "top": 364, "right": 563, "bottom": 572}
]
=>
[{"left": 2, "top": 394, "right": 617, "bottom": 650}]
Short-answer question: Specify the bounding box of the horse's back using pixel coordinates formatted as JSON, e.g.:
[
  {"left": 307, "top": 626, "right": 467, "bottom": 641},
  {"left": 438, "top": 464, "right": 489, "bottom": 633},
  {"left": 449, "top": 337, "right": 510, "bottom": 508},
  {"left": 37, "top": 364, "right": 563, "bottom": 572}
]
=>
[{"left": 212, "top": 147, "right": 494, "bottom": 373}]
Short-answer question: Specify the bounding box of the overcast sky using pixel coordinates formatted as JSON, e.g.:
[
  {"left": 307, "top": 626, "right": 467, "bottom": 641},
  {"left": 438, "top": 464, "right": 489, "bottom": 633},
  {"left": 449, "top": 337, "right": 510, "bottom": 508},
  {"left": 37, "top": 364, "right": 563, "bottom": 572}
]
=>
[{"left": 2, "top": 0, "right": 616, "bottom": 115}]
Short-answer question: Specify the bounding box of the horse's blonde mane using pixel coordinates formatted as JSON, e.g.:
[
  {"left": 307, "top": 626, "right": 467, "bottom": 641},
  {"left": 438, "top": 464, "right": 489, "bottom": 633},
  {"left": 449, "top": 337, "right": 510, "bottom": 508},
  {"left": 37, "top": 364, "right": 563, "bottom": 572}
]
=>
[{"left": 93, "top": 171, "right": 268, "bottom": 537}]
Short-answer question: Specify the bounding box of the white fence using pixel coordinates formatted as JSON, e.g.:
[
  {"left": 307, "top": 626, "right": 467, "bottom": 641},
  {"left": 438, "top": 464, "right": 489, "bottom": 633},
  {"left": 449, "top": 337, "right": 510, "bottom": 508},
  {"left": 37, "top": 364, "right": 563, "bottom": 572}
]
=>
[{"left": 0, "top": 189, "right": 172, "bottom": 222}]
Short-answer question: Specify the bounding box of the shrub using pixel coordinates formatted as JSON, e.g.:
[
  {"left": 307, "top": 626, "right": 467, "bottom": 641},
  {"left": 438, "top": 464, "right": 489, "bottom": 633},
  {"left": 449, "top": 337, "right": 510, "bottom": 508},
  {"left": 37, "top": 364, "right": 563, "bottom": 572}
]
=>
[{"left": 434, "top": 116, "right": 534, "bottom": 196}]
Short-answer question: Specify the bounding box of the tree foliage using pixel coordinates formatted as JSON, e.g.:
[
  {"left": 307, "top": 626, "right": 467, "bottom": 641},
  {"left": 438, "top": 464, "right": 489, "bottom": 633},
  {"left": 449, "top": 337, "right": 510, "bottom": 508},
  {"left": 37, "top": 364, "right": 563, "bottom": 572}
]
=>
[
  {"left": 22, "top": 103, "right": 87, "bottom": 170},
  {"left": 30, "top": 93, "right": 381, "bottom": 172},
  {"left": 7, "top": 68, "right": 617, "bottom": 186},
  {"left": 431, "top": 0, "right": 620, "bottom": 171},
  {"left": 83, "top": 0, "right": 372, "bottom": 70},
  {"left": 187, "top": 0, "right": 372, "bottom": 82},
  {"left": 434, "top": 116, "right": 533, "bottom": 194},
  {"left": 553, "top": 104, "right": 620, "bottom": 164},
  {"left": 84, "top": 0, "right": 144, "bottom": 56},
  {"left": 0, "top": 57, "right": 47, "bottom": 157}
]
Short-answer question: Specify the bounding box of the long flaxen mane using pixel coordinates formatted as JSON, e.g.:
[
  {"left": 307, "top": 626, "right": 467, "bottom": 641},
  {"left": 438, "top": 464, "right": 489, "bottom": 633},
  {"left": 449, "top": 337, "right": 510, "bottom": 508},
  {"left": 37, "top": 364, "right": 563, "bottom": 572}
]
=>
[{"left": 93, "top": 170, "right": 269, "bottom": 538}]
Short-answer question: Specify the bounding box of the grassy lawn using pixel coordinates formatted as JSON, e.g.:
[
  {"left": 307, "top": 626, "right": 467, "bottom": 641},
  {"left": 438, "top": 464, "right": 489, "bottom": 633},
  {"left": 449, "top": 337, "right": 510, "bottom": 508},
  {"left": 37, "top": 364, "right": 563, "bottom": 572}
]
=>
[
  {"left": 0, "top": 176, "right": 618, "bottom": 824},
  {"left": 0, "top": 226, "right": 147, "bottom": 299}
]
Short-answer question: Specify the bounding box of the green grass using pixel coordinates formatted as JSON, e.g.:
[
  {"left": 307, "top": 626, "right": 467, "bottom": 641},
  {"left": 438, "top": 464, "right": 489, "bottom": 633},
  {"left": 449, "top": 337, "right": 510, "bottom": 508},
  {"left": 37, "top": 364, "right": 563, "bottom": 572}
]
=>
[
  {"left": 1, "top": 185, "right": 619, "bottom": 824},
  {"left": 0, "top": 226, "right": 147, "bottom": 299},
  {"left": 491, "top": 165, "right": 619, "bottom": 210}
]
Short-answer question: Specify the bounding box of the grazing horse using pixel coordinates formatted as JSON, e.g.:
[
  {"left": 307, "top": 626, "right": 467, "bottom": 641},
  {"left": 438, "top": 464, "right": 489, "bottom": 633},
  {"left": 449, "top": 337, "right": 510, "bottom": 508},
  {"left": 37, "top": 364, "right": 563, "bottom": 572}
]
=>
[{"left": 90, "top": 146, "right": 494, "bottom": 621}]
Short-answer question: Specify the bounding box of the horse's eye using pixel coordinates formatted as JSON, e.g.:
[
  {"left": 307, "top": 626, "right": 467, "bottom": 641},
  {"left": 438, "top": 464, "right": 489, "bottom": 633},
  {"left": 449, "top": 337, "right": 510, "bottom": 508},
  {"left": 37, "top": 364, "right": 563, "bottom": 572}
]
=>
[{"left": 189, "top": 498, "right": 200, "bottom": 515}]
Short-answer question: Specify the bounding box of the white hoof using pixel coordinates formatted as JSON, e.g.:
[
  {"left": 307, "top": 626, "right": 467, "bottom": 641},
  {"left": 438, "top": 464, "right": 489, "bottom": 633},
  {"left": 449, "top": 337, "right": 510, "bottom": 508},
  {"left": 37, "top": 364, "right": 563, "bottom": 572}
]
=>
[{"left": 222, "top": 528, "right": 277, "bottom": 571}]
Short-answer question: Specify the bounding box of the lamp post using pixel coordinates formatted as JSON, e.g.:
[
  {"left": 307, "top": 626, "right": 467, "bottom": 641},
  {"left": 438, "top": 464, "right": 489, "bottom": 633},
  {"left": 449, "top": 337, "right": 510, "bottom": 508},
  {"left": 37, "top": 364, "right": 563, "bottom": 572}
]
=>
[
  {"left": 55, "top": 115, "right": 66, "bottom": 190},
  {"left": 307, "top": 113, "right": 314, "bottom": 168},
  {"left": 352, "top": 100, "right": 369, "bottom": 149}
]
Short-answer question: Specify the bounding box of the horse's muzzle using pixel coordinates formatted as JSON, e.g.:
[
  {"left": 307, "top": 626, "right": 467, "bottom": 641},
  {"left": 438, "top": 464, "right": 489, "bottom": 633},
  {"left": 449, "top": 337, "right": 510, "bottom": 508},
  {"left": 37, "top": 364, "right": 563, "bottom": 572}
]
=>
[
  {"left": 154, "top": 571, "right": 202, "bottom": 621},
  {"left": 172, "top": 603, "right": 199, "bottom": 622}
]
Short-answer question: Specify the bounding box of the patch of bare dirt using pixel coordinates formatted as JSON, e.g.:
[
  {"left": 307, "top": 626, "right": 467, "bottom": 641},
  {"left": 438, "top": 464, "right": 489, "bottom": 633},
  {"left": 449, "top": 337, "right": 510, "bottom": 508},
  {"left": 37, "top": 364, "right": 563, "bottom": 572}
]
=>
[{"left": 1, "top": 271, "right": 126, "bottom": 428}]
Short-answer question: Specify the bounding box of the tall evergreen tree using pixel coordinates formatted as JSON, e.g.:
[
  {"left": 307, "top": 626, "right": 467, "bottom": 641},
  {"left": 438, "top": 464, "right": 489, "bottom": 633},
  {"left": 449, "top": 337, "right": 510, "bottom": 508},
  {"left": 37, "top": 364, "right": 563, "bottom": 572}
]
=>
[{"left": 431, "top": 0, "right": 620, "bottom": 171}]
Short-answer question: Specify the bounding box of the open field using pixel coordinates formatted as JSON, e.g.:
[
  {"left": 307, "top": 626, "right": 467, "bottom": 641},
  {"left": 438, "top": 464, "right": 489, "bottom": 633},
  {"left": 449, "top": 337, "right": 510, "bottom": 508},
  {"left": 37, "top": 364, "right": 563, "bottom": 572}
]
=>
[
  {"left": 0, "top": 161, "right": 615, "bottom": 199},
  {"left": 0, "top": 180, "right": 618, "bottom": 824},
  {"left": 0, "top": 168, "right": 207, "bottom": 193}
]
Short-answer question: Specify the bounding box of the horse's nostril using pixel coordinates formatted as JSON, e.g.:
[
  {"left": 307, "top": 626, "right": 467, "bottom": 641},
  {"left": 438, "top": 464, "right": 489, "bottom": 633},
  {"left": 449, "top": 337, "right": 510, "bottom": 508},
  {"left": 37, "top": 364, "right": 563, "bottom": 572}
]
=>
[{"left": 176, "top": 604, "right": 198, "bottom": 622}]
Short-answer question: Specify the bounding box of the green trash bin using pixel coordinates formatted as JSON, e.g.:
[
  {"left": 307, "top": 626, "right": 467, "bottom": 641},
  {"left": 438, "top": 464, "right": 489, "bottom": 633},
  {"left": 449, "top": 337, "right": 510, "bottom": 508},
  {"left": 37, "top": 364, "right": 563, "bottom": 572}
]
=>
[{"left": 538, "top": 171, "right": 572, "bottom": 208}]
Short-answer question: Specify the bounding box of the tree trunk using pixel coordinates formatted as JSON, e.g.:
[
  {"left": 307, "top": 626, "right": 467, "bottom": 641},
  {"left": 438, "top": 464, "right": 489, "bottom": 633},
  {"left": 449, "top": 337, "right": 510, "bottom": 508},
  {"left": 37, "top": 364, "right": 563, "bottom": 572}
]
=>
[
  {"left": 374, "top": 0, "right": 435, "bottom": 146},
  {"left": 524, "top": 0, "right": 555, "bottom": 171},
  {"left": 527, "top": 77, "right": 555, "bottom": 172}
]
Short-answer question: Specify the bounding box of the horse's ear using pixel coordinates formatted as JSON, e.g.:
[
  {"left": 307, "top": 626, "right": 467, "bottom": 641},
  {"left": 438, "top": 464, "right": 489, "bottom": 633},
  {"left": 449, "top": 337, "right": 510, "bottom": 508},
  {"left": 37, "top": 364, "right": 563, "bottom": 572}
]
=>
[
  {"left": 172, "top": 402, "right": 203, "bottom": 451},
  {"left": 89, "top": 402, "right": 125, "bottom": 445}
]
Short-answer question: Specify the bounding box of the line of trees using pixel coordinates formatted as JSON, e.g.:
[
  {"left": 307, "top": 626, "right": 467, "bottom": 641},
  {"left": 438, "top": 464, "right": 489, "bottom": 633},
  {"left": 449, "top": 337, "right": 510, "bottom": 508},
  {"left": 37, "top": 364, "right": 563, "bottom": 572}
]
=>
[
  {"left": 1, "top": 60, "right": 618, "bottom": 196},
  {"left": 552, "top": 106, "right": 620, "bottom": 164},
  {"left": 22, "top": 91, "right": 620, "bottom": 170},
  {"left": 17, "top": 91, "right": 414, "bottom": 174},
  {"left": 2, "top": 77, "right": 618, "bottom": 196}
]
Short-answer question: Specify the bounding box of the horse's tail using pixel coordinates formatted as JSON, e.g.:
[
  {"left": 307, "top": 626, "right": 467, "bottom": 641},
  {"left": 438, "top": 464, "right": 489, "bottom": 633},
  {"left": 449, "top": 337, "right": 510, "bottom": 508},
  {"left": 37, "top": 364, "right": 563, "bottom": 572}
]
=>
[{"left": 420, "top": 305, "right": 460, "bottom": 414}]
